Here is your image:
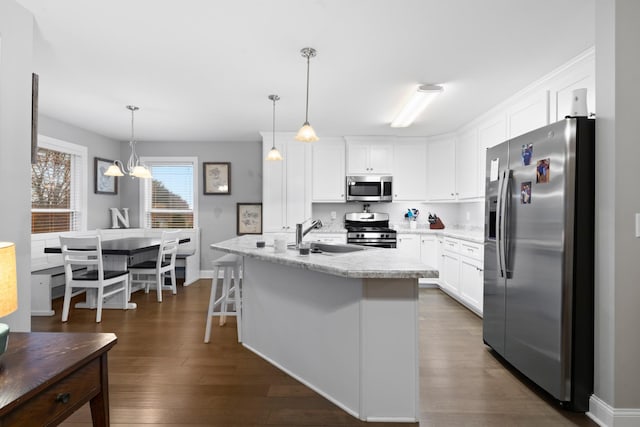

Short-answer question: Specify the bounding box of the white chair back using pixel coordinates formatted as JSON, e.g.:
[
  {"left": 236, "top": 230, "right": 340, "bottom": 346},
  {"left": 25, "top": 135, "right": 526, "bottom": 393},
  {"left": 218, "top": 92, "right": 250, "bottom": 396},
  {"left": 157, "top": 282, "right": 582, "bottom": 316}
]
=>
[
  {"left": 60, "top": 235, "right": 104, "bottom": 280},
  {"left": 157, "top": 230, "right": 180, "bottom": 269}
]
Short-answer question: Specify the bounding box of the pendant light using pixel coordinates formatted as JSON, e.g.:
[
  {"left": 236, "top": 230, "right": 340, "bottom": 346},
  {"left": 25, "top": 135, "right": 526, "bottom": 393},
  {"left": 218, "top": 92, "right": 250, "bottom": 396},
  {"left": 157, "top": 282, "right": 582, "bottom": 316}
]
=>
[
  {"left": 295, "top": 47, "right": 319, "bottom": 142},
  {"left": 266, "top": 95, "right": 283, "bottom": 161},
  {"left": 104, "top": 105, "right": 153, "bottom": 179}
]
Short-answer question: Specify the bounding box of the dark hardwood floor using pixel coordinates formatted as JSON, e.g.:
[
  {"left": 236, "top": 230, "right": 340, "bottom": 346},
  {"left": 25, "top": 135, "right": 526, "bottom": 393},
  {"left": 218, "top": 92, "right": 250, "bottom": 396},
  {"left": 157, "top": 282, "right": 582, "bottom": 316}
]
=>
[{"left": 31, "top": 281, "right": 598, "bottom": 426}]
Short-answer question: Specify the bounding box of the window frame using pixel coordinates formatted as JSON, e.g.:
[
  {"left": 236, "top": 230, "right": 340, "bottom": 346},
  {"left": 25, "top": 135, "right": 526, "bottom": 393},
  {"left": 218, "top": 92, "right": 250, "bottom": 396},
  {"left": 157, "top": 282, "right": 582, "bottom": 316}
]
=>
[
  {"left": 139, "top": 156, "right": 198, "bottom": 229},
  {"left": 31, "top": 135, "right": 88, "bottom": 236}
]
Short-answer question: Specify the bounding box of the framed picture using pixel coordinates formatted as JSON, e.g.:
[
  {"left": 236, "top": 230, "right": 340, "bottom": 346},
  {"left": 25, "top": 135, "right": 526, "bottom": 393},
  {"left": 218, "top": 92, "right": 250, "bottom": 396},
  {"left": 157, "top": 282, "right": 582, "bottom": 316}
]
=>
[
  {"left": 94, "top": 157, "right": 118, "bottom": 195},
  {"left": 237, "top": 203, "right": 262, "bottom": 235},
  {"left": 204, "top": 162, "right": 231, "bottom": 195}
]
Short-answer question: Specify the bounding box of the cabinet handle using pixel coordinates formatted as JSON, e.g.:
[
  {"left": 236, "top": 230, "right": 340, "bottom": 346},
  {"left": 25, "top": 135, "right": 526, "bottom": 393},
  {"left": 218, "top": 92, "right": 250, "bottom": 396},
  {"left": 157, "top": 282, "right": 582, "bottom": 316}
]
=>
[{"left": 56, "top": 392, "right": 71, "bottom": 404}]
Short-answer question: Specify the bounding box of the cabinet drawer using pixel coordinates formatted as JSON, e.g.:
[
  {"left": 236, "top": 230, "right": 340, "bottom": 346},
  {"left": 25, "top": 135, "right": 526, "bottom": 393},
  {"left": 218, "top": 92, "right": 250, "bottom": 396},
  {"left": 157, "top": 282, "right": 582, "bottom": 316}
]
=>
[
  {"left": 459, "top": 241, "right": 483, "bottom": 260},
  {"left": 2, "top": 358, "right": 101, "bottom": 426},
  {"left": 442, "top": 238, "right": 459, "bottom": 253}
]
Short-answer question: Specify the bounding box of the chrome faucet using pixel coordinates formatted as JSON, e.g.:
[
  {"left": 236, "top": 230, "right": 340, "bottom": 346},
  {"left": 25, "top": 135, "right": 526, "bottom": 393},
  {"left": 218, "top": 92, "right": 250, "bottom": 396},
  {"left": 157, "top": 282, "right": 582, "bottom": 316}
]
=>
[{"left": 296, "top": 219, "right": 323, "bottom": 247}]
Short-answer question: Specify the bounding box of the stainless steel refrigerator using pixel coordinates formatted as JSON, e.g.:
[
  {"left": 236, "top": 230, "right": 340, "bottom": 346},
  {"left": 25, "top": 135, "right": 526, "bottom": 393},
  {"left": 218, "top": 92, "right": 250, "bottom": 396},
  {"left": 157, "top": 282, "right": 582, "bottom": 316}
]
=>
[{"left": 483, "top": 117, "right": 594, "bottom": 411}]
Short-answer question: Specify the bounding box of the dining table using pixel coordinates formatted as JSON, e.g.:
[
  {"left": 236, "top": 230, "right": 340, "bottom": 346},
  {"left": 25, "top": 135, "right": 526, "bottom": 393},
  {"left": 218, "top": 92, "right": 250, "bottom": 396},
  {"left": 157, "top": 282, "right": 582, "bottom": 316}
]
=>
[{"left": 44, "top": 236, "right": 190, "bottom": 310}]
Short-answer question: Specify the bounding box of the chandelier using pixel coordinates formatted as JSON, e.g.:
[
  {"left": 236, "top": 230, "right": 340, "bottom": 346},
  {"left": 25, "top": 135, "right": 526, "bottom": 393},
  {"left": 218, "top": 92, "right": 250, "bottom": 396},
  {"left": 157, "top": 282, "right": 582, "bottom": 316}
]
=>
[{"left": 104, "top": 105, "right": 153, "bottom": 179}]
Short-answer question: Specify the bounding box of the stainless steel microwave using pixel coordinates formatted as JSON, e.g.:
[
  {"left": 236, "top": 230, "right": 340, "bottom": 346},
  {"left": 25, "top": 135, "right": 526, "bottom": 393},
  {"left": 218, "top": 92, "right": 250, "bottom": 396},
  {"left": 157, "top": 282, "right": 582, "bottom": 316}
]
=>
[{"left": 346, "top": 175, "right": 393, "bottom": 202}]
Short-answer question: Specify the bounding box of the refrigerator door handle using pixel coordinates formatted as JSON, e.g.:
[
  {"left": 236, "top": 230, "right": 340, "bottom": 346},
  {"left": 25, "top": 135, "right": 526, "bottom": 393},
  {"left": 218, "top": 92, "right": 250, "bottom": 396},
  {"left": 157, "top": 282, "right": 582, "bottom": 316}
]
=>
[
  {"left": 499, "top": 169, "right": 511, "bottom": 279},
  {"left": 496, "top": 171, "right": 504, "bottom": 278}
]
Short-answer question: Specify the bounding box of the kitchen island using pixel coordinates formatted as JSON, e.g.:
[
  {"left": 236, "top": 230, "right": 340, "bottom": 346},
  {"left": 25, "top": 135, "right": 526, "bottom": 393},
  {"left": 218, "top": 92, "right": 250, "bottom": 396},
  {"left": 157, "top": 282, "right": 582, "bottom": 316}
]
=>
[{"left": 210, "top": 235, "right": 437, "bottom": 423}]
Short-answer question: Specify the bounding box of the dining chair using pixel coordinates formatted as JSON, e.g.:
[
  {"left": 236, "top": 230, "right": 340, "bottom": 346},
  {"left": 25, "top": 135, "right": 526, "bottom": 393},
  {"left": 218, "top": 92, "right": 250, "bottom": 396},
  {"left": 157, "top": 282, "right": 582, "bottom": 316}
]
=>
[
  {"left": 128, "top": 230, "right": 181, "bottom": 302},
  {"left": 59, "top": 235, "right": 129, "bottom": 323}
]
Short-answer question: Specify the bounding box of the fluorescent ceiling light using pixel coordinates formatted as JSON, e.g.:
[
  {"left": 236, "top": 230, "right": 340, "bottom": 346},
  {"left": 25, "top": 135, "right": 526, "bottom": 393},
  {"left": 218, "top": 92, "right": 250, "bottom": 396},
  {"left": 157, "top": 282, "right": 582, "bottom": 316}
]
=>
[{"left": 390, "top": 84, "right": 444, "bottom": 128}]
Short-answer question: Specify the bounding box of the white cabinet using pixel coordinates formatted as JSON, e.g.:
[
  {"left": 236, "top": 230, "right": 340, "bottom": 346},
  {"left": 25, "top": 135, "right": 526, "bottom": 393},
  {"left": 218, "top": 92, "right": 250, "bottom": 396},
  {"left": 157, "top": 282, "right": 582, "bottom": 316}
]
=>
[
  {"left": 549, "top": 53, "right": 596, "bottom": 121},
  {"left": 312, "top": 138, "right": 346, "bottom": 202},
  {"left": 437, "top": 236, "right": 484, "bottom": 316},
  {"left": 262, "top": 132, "right": 311, "bottom": 234},
  {"left": 419, "top": 234, "right": 439, "bottom": 285},
  {"left": 393, "top": 138, "right": 427, "bottom": 201},
  {"left": 345, "top": 137, "right": 394, "bottom": 175},
  {"left": 455, "top": 129, "right": 479, "bottom": 199},
  {"left": 396, "top": 233, "right": 421, "bottom": 260},
  {"left": 477, "top": 116, "right": 507, "bottom": 197},
  {"left": 426, "top": 135, "right": 456, "bottom": 201},
  {"left": 507, "top": 90, "right": 549, "bottom": 139},
  {"left": 459, "top": 256, "right": 483, "bottom": 313}
]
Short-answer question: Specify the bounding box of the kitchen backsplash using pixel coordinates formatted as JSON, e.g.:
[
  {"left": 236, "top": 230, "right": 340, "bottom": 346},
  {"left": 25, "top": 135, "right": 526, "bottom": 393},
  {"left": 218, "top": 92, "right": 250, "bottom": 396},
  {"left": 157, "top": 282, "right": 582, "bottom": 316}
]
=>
[{"left": 312, "top": 201, "right": 484, "bottom": 231}]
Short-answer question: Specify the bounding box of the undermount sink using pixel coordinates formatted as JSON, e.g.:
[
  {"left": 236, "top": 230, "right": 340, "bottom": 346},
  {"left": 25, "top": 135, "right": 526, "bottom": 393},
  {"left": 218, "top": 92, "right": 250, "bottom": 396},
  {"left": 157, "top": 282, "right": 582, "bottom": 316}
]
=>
[{"left": 309, "top": 242, "right": 366, "bottom": 253}]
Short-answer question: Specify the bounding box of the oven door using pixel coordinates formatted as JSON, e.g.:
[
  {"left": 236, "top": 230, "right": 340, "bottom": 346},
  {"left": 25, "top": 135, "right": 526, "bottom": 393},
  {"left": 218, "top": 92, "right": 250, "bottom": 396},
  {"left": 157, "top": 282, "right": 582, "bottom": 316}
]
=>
[{"left": 347, "top": 239, "right": 397, "bottom": 248}]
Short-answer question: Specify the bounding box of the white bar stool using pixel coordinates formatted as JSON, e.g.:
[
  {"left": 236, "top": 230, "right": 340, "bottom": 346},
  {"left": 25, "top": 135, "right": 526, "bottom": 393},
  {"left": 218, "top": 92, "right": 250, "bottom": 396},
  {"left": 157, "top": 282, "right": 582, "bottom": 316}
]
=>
[{"left": 204, "top": 254, "right": 242, "bottom": 343}]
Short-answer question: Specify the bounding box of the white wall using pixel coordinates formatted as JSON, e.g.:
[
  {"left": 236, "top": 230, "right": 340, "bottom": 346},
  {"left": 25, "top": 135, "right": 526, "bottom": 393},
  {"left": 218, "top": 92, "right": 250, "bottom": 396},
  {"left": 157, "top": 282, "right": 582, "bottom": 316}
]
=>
[{"left": 0, "top": 0, "right": 33, "bottom": 332}]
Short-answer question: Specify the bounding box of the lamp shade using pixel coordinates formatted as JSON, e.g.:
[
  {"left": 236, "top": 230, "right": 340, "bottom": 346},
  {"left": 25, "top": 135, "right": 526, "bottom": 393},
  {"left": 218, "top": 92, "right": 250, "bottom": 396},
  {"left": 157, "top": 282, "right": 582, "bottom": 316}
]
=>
[{"left": 0, "top": 242, "right": 18, "bottom": 318}]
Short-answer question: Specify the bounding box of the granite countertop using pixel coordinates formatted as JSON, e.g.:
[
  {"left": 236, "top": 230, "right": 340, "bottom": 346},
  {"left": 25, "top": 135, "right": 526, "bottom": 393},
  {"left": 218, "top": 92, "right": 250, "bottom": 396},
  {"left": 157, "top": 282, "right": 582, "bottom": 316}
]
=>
[
  {"left": 210, "top": 235, "right": 437, "bottom": 280},
  {"left": 393, "top": 226, "right": 484, "bottom": 243}
]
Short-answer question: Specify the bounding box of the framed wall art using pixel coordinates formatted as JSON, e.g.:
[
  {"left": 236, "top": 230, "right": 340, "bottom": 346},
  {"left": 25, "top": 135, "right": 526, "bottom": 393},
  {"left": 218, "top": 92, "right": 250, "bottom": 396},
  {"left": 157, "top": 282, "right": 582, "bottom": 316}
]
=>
[
  {"left": 94, "top": 157, "right": 118, "bottom": 195},
  {"left": 204, "top": 162, "right": 231, "bottom": 195},
  {"left": 237, "top": 203, "right": 262, "bottom": 235}
]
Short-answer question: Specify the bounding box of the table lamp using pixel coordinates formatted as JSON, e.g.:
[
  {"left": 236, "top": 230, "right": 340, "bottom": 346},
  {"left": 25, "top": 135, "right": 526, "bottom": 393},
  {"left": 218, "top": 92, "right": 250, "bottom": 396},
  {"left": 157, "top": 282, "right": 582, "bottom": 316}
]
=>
[{"left": 0, "top": 242, "right": 18, "bottom": 357}]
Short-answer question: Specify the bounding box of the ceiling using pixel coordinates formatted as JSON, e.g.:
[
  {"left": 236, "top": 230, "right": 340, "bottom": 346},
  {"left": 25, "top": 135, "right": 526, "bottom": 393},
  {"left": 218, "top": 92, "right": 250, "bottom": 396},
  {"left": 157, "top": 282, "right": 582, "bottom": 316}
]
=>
[{"left": 17, "top": 0, "right": 595, "bottom": 143}]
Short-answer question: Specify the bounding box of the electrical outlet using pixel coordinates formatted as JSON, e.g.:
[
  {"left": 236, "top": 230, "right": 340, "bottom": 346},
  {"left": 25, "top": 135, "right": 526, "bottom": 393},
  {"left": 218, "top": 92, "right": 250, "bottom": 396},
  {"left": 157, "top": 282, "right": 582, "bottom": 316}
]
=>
[
  {"left": 331, "top": 211, "right": 337, "bottom": 220},
  {"left": 466, "top": 211, "right": 471, "bottom": 221},
  {"left": 636, "top": 213, "right": 640, "bottom": 237}
]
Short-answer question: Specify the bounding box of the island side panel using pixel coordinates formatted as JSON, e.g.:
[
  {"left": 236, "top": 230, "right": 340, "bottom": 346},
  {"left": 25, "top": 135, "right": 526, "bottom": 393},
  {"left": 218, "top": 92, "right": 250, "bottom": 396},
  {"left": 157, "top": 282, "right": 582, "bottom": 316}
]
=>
[
  {"left": 241, "top": 257, "right": 362, "bottom": 417},
  {"left": 360, "top": 278, "right": 419, "bottom": 422}
]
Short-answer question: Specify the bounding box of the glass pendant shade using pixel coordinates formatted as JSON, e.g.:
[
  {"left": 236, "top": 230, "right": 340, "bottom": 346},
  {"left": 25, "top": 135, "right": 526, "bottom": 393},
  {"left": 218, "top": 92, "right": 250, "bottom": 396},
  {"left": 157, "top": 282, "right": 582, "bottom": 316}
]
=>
[
  {"left": 266, "top": 147, "right": 283, "bottom": 161},
  {"left": 104, "top": 163, "right": 125, "bottom": 177},
  {"left": 295, "top": 122, "right": 319, "bottom": 142}
]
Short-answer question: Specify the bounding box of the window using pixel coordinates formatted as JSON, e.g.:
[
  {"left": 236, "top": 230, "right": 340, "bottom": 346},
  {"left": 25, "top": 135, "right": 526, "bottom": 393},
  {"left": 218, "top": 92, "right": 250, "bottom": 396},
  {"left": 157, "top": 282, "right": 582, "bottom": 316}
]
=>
[
  {"left": 140, "top": 157, "right": 197, "bottom": 229},
  {"left": 31, "top": 136, "right": 87, "bottom": 234}
]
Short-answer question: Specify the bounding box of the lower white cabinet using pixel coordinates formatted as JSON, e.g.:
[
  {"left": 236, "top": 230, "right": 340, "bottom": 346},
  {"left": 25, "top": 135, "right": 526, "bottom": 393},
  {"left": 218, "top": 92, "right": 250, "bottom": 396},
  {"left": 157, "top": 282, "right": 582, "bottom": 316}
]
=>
[
  {"left": 419, "top": 235, "right": 439, "bottom": 285},
  {"left": 397, "top": 234, "right": 421, "bottom": 260},
  {"left": 437, "top": 236, "right": 483, "bottom": 316},
  {"left": 459, "top": 256, "right": 483, "bottom": 313}
]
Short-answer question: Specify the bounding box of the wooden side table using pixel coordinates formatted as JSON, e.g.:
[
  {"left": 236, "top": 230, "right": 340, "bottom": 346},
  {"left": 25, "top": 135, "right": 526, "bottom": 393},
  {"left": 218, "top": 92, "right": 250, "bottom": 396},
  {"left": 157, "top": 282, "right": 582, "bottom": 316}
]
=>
[{"left": 0, "top": 332, "right": 117, "bottom": 426}]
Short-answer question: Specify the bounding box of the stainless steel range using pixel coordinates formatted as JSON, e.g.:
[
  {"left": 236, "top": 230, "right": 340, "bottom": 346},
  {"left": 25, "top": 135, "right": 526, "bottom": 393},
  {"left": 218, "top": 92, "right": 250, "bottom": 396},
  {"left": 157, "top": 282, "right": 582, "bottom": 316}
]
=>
[{"left": 345, "top": 212, "right": 397, "bottom": 248}]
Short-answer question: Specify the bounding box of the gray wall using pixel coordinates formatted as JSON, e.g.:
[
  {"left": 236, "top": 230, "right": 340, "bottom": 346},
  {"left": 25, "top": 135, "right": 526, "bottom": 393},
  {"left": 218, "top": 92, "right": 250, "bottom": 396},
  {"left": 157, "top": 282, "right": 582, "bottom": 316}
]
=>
[
  {"left": 38, "top": 115, "right": 123, "bottom": 230},
  {"left": 595, "top": 0, "right": 640, "bottom": 409},
  {"left": 0, "top": 0, "right": 33, "bottom": 332},
  {"left": 119, "top": 140, "right": 263, "bottom": 270}
]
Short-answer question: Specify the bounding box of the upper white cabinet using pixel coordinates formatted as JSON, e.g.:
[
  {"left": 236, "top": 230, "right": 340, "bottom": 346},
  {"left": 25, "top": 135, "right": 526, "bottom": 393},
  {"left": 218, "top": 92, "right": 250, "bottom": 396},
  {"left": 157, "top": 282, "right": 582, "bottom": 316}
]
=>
[
  {"left": 476, "top": 116, "right": 507, "bottom": 197},
  {"left": 393, "top": 137, "right": 427, "bottom": 201},
  {"left": 345, "top": 137, "right": 394, "bottom": 175},
  {"left": 426, "top": 135, "right": 456, "bottom": 201},
  {"left": 507, "top": 90, "right": 549, "bottom": 139},
  {"left": 261, "top": 133, "right": 312, "bottom": 234},
  {"left": 549, "top": 52, "right": 596, "bottom": 121},
  {"left": 455, "top": 129, "right": 479, "bottom": 200},
  {"left": 312, "top": 138, "right": 346, "bottom": 202}
]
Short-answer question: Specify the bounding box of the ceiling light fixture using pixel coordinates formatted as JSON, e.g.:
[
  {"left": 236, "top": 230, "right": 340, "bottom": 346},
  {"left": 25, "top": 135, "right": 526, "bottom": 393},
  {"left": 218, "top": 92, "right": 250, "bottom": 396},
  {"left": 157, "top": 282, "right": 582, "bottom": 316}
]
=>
[
  {"left": 104, "top": 105, "right": 153, "bottom": 179},
  {"left": 266, "top": 95, "right": 283, "bottom": 161},
  {"left": 390, "top": 84, "right": 444, "bottom": 128},
  {"left": 295, "top": 47, "right": 319, "bottom": 142}
]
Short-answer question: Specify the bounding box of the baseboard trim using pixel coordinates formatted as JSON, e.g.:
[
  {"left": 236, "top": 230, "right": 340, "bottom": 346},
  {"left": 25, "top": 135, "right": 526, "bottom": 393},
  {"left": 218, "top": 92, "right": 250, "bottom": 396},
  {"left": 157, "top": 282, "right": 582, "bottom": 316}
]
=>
[{"left": 589, "top": 394, "right": 640, "bottom": 427}]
